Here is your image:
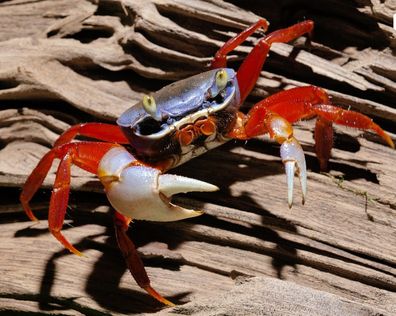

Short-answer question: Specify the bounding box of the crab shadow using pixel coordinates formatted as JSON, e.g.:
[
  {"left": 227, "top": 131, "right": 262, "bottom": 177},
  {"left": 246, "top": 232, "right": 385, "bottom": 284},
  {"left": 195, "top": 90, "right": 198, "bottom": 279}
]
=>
[
  {"left": 14, "top": 134, "right": 381, "bottom": 314},
  {"left": 15, "top": 211, "right": 189, "bottom": 314}
]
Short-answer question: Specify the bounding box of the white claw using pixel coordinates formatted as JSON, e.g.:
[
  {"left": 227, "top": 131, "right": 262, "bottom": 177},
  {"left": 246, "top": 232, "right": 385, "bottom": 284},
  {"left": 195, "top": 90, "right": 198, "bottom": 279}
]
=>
[
  {"left": 300, "top": 168, "right": 307, "bottom": 205},
  {"left": 158, "top": 174, "right": 218, "bottom": 197},
  {"left": 284, "top": 161, "right": 295, "bottom": 208},
  {"left": 98, "top": 147, "right": 218, "bottom": 222},
  {"left": 280, "top": 137, "right": 307, "bottom": 208}
]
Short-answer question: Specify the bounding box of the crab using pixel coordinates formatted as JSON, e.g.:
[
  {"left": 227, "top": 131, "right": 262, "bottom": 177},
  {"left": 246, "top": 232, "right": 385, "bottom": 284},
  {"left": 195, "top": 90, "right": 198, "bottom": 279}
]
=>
[{"left": 20, "top": 19, "right": 394, "bottom": 306}]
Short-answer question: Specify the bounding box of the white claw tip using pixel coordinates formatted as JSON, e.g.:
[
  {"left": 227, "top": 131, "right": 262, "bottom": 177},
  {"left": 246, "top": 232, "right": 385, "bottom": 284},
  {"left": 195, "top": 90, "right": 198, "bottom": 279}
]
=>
[
  {"left": 281, "top": 137, "right": 307, "bottom": 208},
  {"left": 285, "top": 160, "right": 295, "bottom": 209},
  {"left": 158, "top": 174, "right": 219, "bottom": 197}
]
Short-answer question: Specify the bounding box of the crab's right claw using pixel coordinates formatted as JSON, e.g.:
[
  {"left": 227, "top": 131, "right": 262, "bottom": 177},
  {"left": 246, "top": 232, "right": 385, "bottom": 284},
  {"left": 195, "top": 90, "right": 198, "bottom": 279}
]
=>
[
  {"left": 98, "top": 147, "right": 218, "bottom": 221},
  {"left": 280, "top": 137, "right": 307, "bottom": 208}
]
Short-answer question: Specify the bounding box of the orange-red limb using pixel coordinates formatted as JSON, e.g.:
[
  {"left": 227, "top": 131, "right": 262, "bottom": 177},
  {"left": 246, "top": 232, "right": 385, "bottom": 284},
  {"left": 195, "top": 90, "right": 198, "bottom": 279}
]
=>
[
  {"left": 210, "top": 19, "right": 269, "bottom": 69},
  {"left": 232, "top": 85, "right": 394, "bottom": 170},
  {"left": 20, "top": 150, "right": 57, "bottom": 222},
  {"left": 227, "top": 109, "right": 293, "bottom": 143},
  {"left": 255, "top": 86, "right": 329, "bottom": 119},
  {"left": 210, "top": 20, "right": 313, "bottom": 103},
  {"left": 243, "top": 86, "right": 327, "bottom": 136},
  {"left": 114, "top": 212, "right": 175, "bottom": 306},
  {"left": 312, "top": 104, "right": 394, "bottom": 149},
  {"left": 48, "top": 152, "right": 81, "bottom": 255},
  {"left": 314, "top": 117, "right": 333, "bottom": 171},
  {"left": 236, "top": 20, "right": 314, "bottom": 103},
  {"left": 20, "top": 142, "right": 119, "bottom": 255},
  {"left": 249, "top": 86, "right": 394, "bottom": 149},
  {"left": 54, "top": 123, "right": 129, "bottom": 147}
]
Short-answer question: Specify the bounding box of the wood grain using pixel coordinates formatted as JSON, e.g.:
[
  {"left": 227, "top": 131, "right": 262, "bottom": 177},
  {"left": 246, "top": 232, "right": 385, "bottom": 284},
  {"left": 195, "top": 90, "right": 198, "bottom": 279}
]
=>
[{"left": 0, "top": 0, "right": 395, "bottom": 315}]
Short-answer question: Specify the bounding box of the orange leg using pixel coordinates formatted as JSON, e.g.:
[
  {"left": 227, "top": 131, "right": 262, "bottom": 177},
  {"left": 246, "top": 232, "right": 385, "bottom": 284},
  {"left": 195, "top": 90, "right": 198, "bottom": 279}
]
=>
[
  {"left": 228, "top": 109, "right": 307, "bottom": 207},
  {"left": 237, "top": 86, "right": 394, "bottom": 170},
  {"left": 114, "top": 212, "right": 175, "bottom": 306},
  {"left": 314, "top": 117, "right": 333, "bottom": 171},
  {"left": 21, "top": 141, "right": 175, "bottom": 305},
  {"left": 20, "top": 142, "right": 119, "bottom": 254},
  {"left": 54, "top": 123, "right": 129, "bottom": 147},
  {"left": 210, "top": 19, "right": 269, "bottom": 69},
  {"left": 211, "top": 20, "right": 314, "bottom": 103}
]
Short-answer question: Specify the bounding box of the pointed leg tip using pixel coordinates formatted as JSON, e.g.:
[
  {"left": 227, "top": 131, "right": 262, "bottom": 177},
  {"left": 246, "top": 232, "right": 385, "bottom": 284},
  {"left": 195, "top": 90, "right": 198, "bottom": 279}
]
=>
[
  {"left": 144, "top": 286, "right": 176, "bottom": 307},
  {"left": 68, "top": 246, "right": 83, "bottom": 257},
  {"left": 284, "top": 160, "right": 295, "bottom": 210},
  {"left": 22, "top": 203, "right": 39, "bottom": 222},
  {"left": 52, "top": 231, "right": 83, "bottom": 257},
  {"left": 301, "top": 185, "right": 307, "bottom": 206},
  {"left": 163, "top": 299, "right": 176, "bottom": 307}
]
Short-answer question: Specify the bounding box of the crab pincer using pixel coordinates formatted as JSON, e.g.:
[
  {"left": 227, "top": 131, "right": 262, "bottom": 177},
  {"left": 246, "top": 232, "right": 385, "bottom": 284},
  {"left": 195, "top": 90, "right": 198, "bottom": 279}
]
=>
[
  {"left": 98, "top": 147, "right": 219, "bottom": 222},
  {"left": 280, "top": 137, "right": 307, "bottom": 208}
]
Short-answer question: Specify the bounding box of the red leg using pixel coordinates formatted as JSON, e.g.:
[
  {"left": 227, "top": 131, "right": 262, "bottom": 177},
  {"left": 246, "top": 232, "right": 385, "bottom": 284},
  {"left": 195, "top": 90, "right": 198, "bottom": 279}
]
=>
[
  {"left": 114, "top": 212, "right": 175, "bottom": 306},
  {"left": 311, "top": 103, "right": 394, "bottom": 148},
  {"left": 48, "top": 152, "right": 78, "bottom": 254},
  {"left": 20, "top": 142, "right": 119, "bottom": 255},
  {"left": 210, "top": 19, "right": 269, "bottom": 69},
  {"left": 314, "top": 117, "right": 333, "bottom": 171},
  {"left": 20, "top": 150, "right": 57, "bottom": 222},
  {"left": 235, "top": 86, "right": 394, "bottom": 170},
  {"left": 228, "top": 109, "right": 307, "bottom": 208},
  {"left": 243, "top": 86, "right": 328, "bottom": 136},
  {"left": 210, "top": 20, "right": 314, "bottom": 103},
  {"left": 54, "top": 123, "right": 129, "bottom": 147},
  {"left": 237, "top": 21, "right": 313, "bottom": 103}
]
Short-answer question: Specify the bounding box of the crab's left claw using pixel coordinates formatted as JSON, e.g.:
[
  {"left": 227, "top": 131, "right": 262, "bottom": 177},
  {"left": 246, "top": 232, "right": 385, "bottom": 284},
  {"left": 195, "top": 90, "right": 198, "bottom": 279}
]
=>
[
  {"left": 280, "top": 137, "right": 307, "bottom": 208},
  {"left": 98, "top": 147, "right": 218, "bottom": 222}
]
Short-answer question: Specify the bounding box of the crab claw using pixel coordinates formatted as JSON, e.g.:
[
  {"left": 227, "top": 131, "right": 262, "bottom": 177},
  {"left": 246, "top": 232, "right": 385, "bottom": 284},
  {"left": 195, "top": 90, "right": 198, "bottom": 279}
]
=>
[
  {"left": 280, "top": 137, "right": 307, "bottom": 208},
  {"left": 98, "top": 147, "right": 218, "bottom": 222}
]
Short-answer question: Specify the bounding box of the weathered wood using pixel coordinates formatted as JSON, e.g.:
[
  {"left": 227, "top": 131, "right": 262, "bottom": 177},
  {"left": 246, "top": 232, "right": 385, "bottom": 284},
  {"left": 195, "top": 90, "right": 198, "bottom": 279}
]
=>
[{"left": 0, "top": 0, "right": 395, "bottom": 315}]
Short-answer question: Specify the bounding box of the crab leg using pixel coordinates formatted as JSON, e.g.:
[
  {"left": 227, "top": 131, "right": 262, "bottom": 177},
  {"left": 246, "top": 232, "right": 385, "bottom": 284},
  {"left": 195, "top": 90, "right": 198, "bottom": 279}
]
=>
[
  {"left": 210, "top": 20, "right": 314, "bottom": 103},
  {"left": 210, "top": 18, "right": 269, "bottom": 69},
  {"left": 54, "top": 123, "right": 129, "bottom": 147},
  {"left": 114, "top": 212, "right": 175, "bottom": 306},
  {"left": 248, "top": 86, "right": 395, "bottom": 170},
  {"left": 20, "top": 142, "right": 118, "bottom": 254},
  {"left": 21, "top": 142, "right": 217, "bottom": 305},
  {"left": 228, "top": 110, "right": 307, "bottom": 208}
]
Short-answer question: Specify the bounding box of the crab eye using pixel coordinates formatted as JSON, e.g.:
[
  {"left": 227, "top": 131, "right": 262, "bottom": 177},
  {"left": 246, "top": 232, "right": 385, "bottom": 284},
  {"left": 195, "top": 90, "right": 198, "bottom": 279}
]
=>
[
  {"left": 142, "top": 95, "right": 158, "bottom": 119},
  {"left": 215, "top": 69, "right": 228, "bottom": 91}
]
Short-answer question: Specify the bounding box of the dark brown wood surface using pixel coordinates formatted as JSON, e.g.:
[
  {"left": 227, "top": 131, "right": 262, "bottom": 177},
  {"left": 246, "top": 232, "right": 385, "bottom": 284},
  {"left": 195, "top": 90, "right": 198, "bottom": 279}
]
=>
[{"left": 0, "top": 0, "right": 395, "bottom": 315}]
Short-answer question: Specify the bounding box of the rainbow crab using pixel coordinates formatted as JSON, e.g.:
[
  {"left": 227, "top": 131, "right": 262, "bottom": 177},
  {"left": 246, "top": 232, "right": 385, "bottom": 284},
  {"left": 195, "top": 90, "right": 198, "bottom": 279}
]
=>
[{"left": 20, "top": 20, "right": 394, "bottom": 306}]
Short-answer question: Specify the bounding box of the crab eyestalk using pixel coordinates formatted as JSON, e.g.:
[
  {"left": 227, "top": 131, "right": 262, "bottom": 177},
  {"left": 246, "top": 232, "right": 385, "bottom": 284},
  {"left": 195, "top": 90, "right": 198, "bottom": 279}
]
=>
[
  {"left": 142, "top": 94, "right": 161, "bottom": 121},
  {"left": 98, "top": 147, "right": 219, "bottom": 221}
]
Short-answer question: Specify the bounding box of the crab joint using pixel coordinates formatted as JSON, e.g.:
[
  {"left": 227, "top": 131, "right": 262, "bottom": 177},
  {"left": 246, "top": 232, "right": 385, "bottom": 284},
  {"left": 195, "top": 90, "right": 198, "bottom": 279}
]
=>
[
  {"left": 98, "top": 147, "right": 219, "bottom": 221},
  {"left": 266, "top": 113, "right": 293, "bottom": 144}
]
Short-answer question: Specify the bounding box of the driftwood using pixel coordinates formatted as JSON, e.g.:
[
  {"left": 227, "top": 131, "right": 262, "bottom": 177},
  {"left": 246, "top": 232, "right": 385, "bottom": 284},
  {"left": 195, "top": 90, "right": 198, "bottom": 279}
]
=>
[{"left": 0, "top": 0, "right": 395, "bottom": 315}]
